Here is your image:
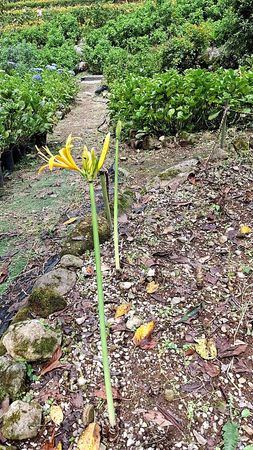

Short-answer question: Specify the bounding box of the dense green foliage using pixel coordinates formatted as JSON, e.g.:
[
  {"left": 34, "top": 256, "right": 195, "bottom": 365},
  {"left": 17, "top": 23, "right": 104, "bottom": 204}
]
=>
[
  {"left": 82, "top": 0, "right": 253, "bottom": 135},
  {"left": 0, "top": 70, "right": 77, "bottom": 154},
  {"left": 0, "top": 2, "right": 138, "bottom": 154},
  {"left": 110, "top": 68, "right": 253, "bottom": 135}
]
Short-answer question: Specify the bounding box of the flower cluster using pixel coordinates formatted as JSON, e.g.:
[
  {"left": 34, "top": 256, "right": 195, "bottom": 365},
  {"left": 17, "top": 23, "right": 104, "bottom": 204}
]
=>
[{"left": 37, "top": 133, "right": 110, "bottom": 181}]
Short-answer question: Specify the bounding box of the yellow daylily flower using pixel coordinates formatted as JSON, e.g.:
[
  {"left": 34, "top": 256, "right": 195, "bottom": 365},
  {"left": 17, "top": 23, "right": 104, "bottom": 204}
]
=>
[
  {"left": 37, "top": 134, "right": 82, "bottom": 174},
  {"left": 82, "top": 133, "right": 110, "bottom": 181},
  {"left": 37, "top": 133, "right": 110, "bottom": 180}
]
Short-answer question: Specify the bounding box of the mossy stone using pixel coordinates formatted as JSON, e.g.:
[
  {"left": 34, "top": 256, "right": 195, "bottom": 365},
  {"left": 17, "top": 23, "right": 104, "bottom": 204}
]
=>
[
  {"left": 2, "top": 319, "right": 62, "bottom": 362},
  {"left": 62, "top": 214, "right": 110, "bottom": 256},
  {"left": 2, "top": 400, "right": 42, "bottom": 440},
  {"left": 28, "top": 287, "right": 67, "bottom": 318},
  {"left": 0, "top": 355, "right": 26, "bottom": 402},
  {"left": 159, "top": 168, "right": 181, "bottom": 180},
  {"left": 11, "top": 307, "right": 31, "bottom": 324},
  {"left": 0, "top": 340, "right": 7, "bottom": 356}
]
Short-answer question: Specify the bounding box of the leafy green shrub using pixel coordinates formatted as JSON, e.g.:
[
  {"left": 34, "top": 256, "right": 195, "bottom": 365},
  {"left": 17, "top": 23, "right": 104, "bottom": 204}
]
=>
[
  {"left": 220, "top": 0, "right": 253, "bottom": 67},
  {"left": 109, "top": 68, "right": 253, "bottom": 135},
  {"left": 0, "top": 42, "right": 38, "bottom": 74},
  {"left": 0, "top": 70, "right": 77, "bottom": 154},
  {"left": 104, "top": 47, "right": 162, "bottom": 83}
]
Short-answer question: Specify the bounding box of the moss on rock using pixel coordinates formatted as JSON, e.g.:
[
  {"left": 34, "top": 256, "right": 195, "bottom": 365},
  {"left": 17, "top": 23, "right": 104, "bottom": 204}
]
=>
[
  {"left": 0, "top": 340, "right": 7, "bottom": 356},
  {"left": 28, "top": 287, "right": 67, "bottom": 318},
  {"left": 159, "top": 168, "right": 181, "bottom": 180},
  {"left": 62, "top": 214, "right": 111, "bottom": 256},
  {"left": 0, "top": 355, "right": 26, "bottom": 402},
  {"left": 2, "top": 319, "right": 62, "bottom": 362},
  {"left": 11, "top": 307, "right": 31, "bottom": 324}
]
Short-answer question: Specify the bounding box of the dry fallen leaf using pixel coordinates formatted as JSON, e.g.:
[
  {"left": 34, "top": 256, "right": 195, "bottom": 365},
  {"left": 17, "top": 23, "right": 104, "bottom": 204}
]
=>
[
  {"left": 77, "top": 423, "right": 100, "bottom": 450},
  {"left": 240, "top": 224, "right": 252, "bottom": 235},
  {"left": 194, "top": 338, "right": 217, "bottom": 360},
  {"left": 143, "top": 409, "right": 171, "bottom": 427},
  {"left": 146, "top": 281, "right": 159, "bottom": 294},
  {"left": 202, "top": 361, "right": 220, "bottom": 378},
  {"left": 50, "top": 405, "right": 64, "bottom": 426},
  {"left": 41, "top": 429, "right": 62, "bottom": 450},
  {"left": 63, "top": 217, "right": 78, "bottom": 225},
  {"left": 133, "top": 321, "right": 155, "bottom": 347},
  {"left": 218, "top": 340, "right": 248, "bottom": 358},
  {"left": 40, "top": 347, "right": 64, "bottom": 376},
  {"left": 94, "top": 384, "right": 121, "bottom": 400},
  {"left": 115, "top": 303, "right": 131, "bottom": 319}
]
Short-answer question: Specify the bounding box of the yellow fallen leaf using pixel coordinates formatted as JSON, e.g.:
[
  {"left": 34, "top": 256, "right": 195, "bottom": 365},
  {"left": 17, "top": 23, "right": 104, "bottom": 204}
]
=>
[
  {"left": 77, "top": 423, "right": 100, "bottom": 450},
  {"left": 56, "top": 444, "right": 62, "bottom": 450},
  {"left": 194, "top": 338, "right": 217, "bottom": 360},
  {"left": 63, "top": 217, "right": 78, "bottom": 225},
  {"left": 146, "top": 281, "right": 159, "bottom": 294},
  {"left": 115, "top": 303, "right": 131, "bottom": 318},
  {"left": 50, "top": 405, "right": 64, "bottom": 426},
  {"left": 240, "top": 224, "right": 252, "bottom": 235},
  {"left": 133, "top": 321, "right": 155, "bottom": 345}
]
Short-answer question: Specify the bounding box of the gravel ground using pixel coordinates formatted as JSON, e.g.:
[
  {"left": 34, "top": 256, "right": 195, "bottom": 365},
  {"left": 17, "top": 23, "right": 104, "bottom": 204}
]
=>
[{"left": 13, "top": 141, "right": 253, "bottom": 450}]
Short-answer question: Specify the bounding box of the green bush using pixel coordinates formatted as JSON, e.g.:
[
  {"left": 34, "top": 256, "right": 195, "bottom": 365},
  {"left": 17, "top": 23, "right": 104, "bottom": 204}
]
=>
[
  {"left": 220, "top": 0, "right": 253, "bottom": 66},
  {"left": 0, "top": 70, "right": 77, "bottom": 154},
  {"left": 109, "top": 68, "right": 253, "bottom": 135}
]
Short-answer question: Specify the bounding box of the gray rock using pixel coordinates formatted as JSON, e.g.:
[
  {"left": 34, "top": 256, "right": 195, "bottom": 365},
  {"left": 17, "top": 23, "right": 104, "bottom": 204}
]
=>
[
  {"left": 2, "top": 320, "right": 62, "bottom": 362},
  {"left": 0, "top": 356, "right": 26, "bottom": 402},
  {"left": 60, "top": 254, "right": 83, "bottom": 270},
  {"left": 126, "top": 316, "right": 142, "bottom": 331},
  {"left": 33, "top": 268, "right": 76, "bottom": 295},
  {"left": 2, "top": 401, "right": 42, "bottom": 440},
  {"left": 159, "top": 158, "right": 199, "bottom": 181}
]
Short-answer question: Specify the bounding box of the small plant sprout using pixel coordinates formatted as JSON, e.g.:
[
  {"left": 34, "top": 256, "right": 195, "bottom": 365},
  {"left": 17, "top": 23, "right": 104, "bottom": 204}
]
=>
[
  {"left": 114, "top": 120, "right": 122, "bottom": 270},
  {"left": 37, "top": 134, "right": 116, "bottom": 427}
]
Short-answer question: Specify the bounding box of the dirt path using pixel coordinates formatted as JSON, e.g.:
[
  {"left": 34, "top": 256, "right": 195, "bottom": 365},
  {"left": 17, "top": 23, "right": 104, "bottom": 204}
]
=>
[{"left": 0, "top": 79, "right": 108, "bottom": 327}]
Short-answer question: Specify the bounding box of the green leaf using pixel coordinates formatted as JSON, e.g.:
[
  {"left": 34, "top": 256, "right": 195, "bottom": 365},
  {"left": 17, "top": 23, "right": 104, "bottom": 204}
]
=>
[
  {"left": 208, "top": 110, "right": 221, "bottom": 121},
  {"left": 243, "top": 446, "right": 253, "bottom": 450},
  {"left": 241, "top": 408, "right": 251, "bottom": 418},
  {"left": 222, "top": 422, "right": 239, "bottom": 450},
  {"left": 175, "top": 303, "right": 203, "bottom": 324}
]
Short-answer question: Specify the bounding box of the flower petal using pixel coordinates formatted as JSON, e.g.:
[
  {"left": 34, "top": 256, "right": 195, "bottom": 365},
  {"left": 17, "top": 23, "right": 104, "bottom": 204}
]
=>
[
  {"left": 97, "top": 133, "right": 110, "bottom": 171},
  {"left": 38, "top": 163, "right": 49, "bottom": 174}
]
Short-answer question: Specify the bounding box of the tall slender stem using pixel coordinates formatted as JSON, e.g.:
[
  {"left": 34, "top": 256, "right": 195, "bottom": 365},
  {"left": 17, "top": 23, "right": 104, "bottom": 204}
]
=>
[
  {"left": 100, "top": 171, "right": 112, "bottom": 229},
  {"left": 89, "top": 181, "right": 116, "bottom": 427},
  {"left": 114, "top": 137, "right": 120, "bottom": 270}
]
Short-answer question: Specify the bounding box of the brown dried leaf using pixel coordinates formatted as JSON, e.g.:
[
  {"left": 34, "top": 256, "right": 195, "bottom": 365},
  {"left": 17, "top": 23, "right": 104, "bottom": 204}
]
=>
[
  {"left": 40, "top": 347, "right": 64, "bottom": 376},
  {"left": 94, "top": 385, "right": 121, "bottom": 400},
  {"left": 202, "top": 361, "right": 220, "bottom": 378},
  {"left": 77, "top": 423, "right": 100, "bottom": 450},
  {"left": 71, "top": 392, "right": 84, "bottom": 409},
  {"left": 41, "top": 429, "right": 62, "bottom": 450},
  {"left": 143, "top": 410, "right": 172, "bottom": 428},
  {"left": 219, "top": 341, "right": 248, "bottom": 358}
]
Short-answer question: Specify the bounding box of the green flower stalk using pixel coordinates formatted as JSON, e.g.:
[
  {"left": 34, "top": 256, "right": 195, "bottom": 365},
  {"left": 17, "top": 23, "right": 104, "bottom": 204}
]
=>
[
  {"left": 100, "top": 170, "right": 112, "bottom": 229},
  {"left": 37, "top": 134, "right": 116, "bottom": 428},
  {"left": 114, "top": 120, "right": 122, "bottom": 270}
]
